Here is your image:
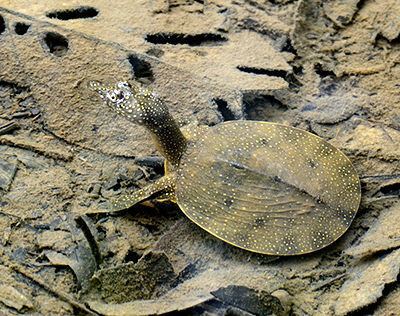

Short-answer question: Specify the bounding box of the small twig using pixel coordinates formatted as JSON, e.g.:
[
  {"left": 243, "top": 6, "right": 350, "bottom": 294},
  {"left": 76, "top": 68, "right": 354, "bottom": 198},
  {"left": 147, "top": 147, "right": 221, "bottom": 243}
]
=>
[
  {"left": 11, "top": 111, "right": 32, "bottom": 119},
  {"left": 0, "top": 210, "right": 21, "bottom": 219},
  {"left": 138, "top": 165, "right": 151, "bottom": 180},
  {"left": 0, "top": 121, "right": 20, "bottom": 135},
  {"left": 311, "top": 273, "right": 346, "bottom": 291},
  {"left": 361, "top": 174, "right": 400, "bottom": 180},
  {"left": 8, "top": 260, "right": 99, "bottom": 315},
  {"left": 31, "top": 114, "right": 42, "bottom": 122}
]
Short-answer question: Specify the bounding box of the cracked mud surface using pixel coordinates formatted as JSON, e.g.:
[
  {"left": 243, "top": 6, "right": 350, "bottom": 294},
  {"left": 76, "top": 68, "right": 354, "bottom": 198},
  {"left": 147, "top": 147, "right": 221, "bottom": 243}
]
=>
[{"left": 0, "top": 0, "right": 399, "bottom": 315}]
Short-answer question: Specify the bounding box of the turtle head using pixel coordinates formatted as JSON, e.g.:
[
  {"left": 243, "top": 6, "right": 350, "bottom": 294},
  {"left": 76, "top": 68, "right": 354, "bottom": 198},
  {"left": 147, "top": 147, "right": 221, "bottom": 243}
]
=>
[
  {"left": 88, "top": 80, "right": 169, "bottom": 128},
  {"left": 89, "top": 80, "right": 187, "bottom": 166}
]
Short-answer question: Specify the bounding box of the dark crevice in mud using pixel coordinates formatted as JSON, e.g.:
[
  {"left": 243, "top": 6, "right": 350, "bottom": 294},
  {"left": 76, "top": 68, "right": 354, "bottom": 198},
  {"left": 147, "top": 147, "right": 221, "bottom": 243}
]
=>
[
  {"left": 128, "top": 54, "right": 154, "bottom": 84},
  {"left": 243, "top": 93, "right": 288, "bottom": 120},
  {"left": 284, "top": 64, "right": 304, "bottom": 90},
  {"left": 0, "top": 80, "right": 28, "bottom": 94},
  {"left": 14, "top": 22, "right": 30, "bottom": 35},
  {"left": 213, "top": 98, "right": 236, "bottom": 121},
  {"left": 375, "top": 33, "right": 400, "bottom": 46},
  {"left": 281, "top": 38, "right": 297, "bottom": 54},
  {"left": 43, "top": 32, "right": 69, "bottom": 57},
  {"left": 356, "top": 246, "right": 400, "bottom": 263},
  {"left": 123, "top": 250, "right": 141, "bottom": 263},
  {"left": 379, "top": 182, "right": 400, "bottom": 196},
  {"left": 286, "top": 72, "right": 303, "bottom": 90},
  {"left": 171, "top": 262, "right": 199, "bottom": 288},
  {"left": 46, "top": 6, "right": 99, "bottom": 20},
  {"left": 314, "top": 63, "right": 336, "bottom": 78},
  {"left": 356, "top": 0, "right": 367, "bottom": 12},
  {"left": 269, "top": 0, "right": 296, "bottom": 4},
  {"left": 168, "top": 0, "right": 205, "bottom": 7},
  {"left": 134, "top": 156, "right": 164, "bottom": 174},
  {"left": 145, "top": 33, "right": 228, "bottom": 46},
  {"left": 0, "top": 15, "right": 6, "bottom": 35},
  {"left": 293, "top": 65, "right": 304, "bottom": 76},
  {"left": 237, "top": 66, "right": 288, "bottom": 78}
]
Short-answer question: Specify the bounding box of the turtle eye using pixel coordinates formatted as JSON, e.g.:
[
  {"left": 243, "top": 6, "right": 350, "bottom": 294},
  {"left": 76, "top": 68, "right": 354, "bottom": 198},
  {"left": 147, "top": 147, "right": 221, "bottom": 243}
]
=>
[
  {"left": 117, "top": 81, "right": 131, "bottom": 89},
  {"left": 107, "top": 91, "right": 117, "bottom": 102}
]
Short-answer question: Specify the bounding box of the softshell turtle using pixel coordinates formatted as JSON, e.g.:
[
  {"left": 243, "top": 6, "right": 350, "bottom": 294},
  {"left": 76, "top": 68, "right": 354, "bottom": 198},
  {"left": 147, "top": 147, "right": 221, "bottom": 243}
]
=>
[{"left": 89, "top": 80, "right": 361, "bottom": 256}]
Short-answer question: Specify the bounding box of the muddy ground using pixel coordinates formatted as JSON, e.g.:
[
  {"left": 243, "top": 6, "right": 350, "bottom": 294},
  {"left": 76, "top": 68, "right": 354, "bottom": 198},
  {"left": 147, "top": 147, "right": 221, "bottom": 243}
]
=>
[{"left": 0, "top": 0, "right": 399, "bottom": 315}]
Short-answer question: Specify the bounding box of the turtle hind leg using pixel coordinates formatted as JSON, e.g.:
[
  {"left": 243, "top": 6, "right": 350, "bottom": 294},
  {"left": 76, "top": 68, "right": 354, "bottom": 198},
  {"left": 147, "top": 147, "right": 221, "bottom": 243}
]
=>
[{"left": 87, "top": 175, "right": 176, "bottom": 214}]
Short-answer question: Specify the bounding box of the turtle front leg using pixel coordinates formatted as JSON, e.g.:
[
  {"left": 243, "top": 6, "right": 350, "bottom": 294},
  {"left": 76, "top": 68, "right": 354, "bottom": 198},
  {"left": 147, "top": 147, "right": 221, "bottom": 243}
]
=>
[
  {"left": 111, "top": 174, "right": 176, "bottom": 211},
  {"left": 87, "top": 174, "right": 176, "bottom": 214}
]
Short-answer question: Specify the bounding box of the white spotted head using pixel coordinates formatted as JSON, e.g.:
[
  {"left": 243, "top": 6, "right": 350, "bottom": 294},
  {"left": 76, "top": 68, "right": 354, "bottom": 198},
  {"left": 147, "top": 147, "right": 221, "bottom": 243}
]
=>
[{"left": 89, "top": 80, "right": 168, "bottom": 128}]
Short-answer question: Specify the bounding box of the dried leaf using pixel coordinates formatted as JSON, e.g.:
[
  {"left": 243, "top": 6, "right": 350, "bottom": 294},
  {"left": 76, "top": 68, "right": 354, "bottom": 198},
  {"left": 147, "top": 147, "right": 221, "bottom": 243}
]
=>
[
  {"left": 0, "top": 284, "right": 33, "bottom": 311},
  {"left": 346, "top": 203, "right": 400, "bottom": 258},
  {"left": 300, "top": 94, "right": 360, "bottom": 124},
  {"left": 45, "top": 244, "right": 96, "bottom": 290},
  {"left": 92, "top": 251, "right": 175, "bottom": 303},
  {"left": 374, "top": 287, "right": 400, "bottom": 316},
  {"left": 323, "top": 0, "right": 361, "bottom": 27},
  {"left": 87, "top": 291, "right": 212, "bottom": 316},
  {"left": 212, "top": 285, "right": 284, "bottom": 316},
  {"left": 0, "top": 158, "right": 17, "bottom": 191},
  {"left": 335, "top": 248, "right": 400, "bottom": 315},
  {"left": 331, "top": 124, "right": 400, "bottom": 160}
]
